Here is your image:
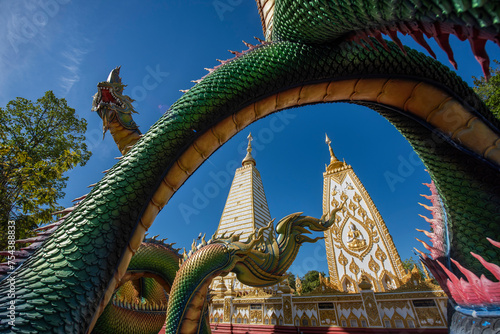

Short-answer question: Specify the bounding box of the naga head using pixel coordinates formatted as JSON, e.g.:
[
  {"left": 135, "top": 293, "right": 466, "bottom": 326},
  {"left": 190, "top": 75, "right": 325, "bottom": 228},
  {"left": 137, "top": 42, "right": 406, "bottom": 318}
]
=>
[
  {"left": 213, "top": 226, "right": 271, "bottom": 276},
  {"left": 275, "top": 204, "right": 342, "bottom": 246},
  {"left": 92, "top": 66, "right": 138, "bottom": 137},
  {"left": 179, "top": 228, "right": 271, "bottom": 283},
  {"left": 209, "top": 203, "right": 345, "bottom": 288}
]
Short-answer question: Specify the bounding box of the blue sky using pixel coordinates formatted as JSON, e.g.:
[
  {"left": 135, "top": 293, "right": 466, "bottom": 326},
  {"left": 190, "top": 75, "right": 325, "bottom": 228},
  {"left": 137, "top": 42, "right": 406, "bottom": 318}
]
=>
[{"left": 1, "top": 0, "right": 498, "bottom": 278}]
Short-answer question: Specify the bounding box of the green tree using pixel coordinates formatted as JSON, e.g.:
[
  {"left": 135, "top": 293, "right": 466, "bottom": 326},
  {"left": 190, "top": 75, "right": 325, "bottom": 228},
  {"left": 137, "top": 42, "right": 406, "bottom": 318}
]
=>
[
  {"left": 300, "top": 270, "right": 326, "bottom": 294},
  {"left": 0, "top": 91, "right": 91, "bottom": 256},
  {"left": 473, "top": 59, "right": 500, "bottom": 120}
]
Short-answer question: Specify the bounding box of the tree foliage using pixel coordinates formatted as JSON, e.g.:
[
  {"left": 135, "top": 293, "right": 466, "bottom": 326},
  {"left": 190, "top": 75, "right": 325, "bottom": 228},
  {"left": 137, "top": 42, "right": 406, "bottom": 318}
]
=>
[
  {"left": 0, "top": 91, "right": 91, "bottom": 253},
  {"left": 473, "top": 59, "right": 500, "bottom": 120},
  {"left": 300, "top": 270, "right": 326, "bottom": 294}
]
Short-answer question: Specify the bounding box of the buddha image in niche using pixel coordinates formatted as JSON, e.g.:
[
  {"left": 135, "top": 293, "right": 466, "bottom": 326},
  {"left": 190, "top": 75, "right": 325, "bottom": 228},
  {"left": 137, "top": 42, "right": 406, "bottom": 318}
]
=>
[{"left": 346, "top": 223, "right": 367, "bottom": 251}]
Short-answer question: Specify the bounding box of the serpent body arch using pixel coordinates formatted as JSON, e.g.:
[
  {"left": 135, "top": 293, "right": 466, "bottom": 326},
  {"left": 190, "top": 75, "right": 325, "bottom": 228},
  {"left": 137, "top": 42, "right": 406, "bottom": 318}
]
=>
[{"left": 0, "top": 1, "right": 499, "bottom": 333}]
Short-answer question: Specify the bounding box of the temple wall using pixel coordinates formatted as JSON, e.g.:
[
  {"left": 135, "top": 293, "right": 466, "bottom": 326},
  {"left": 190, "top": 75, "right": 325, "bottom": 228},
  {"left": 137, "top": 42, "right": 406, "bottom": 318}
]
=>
[{"left": 208, "top": 289, "right": 447, "bottom": 332}]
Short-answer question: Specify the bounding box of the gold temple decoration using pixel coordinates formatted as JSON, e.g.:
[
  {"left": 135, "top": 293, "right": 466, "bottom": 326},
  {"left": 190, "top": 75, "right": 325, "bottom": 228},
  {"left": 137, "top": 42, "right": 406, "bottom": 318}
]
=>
[
  {"left": 375, "top": 245, "right": 387, "bottom": 271},
  {"left": 368, "top": 255, "right": 380, "bottom": 274},
  {"left": 338, "top": 252, "right": 348, "bottom": 266},
  {"left": 346, "top": 223, "right": 367, "bottom": 251},
  {"left": 349, "top": 258, "right": 360, "bottom": 277},
  {"left": 323, "top": 135, "right": 406, "bottom": 292},
  {"left": 214, "top": 132, "right": 271, "bottom": 239},
  {"left": 328, "top": 200, "right": 377, "bottom": 259},
  {"left": 216, "top": 279, "right": 228, "bottom": 297},
  {"left": 223, "top": 298, "right": 231, "bottom": 322},
  {"left": 358, "top": 276, "right": 372, "bottom": 290},
  {"left": 325, "top": 134, "right": 346, "bottom": 171},
  {"left": 338, "top": 251, "right": 348, "bottom": 277},
  {"left": 283, "top": 296, "right": 293, "bottom": 324},
  {"left": 295, "top": 276, "right": 303, "bottom": 295},
  {"left": 242, "top": 132, "right": 256, "bottom": 166}
]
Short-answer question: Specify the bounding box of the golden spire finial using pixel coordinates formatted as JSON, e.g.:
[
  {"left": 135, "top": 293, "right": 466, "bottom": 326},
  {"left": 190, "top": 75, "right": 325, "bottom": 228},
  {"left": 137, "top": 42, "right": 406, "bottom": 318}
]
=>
[
  {"left": 247, "top": 133, "right": 253, "bottom": 152},
  {"left": 325, "top": 133, "right": 346, "bottom": 172},
  {"left": 325, "top": 133, "right": 339, "bottom": 164},
  {"left": 242, "top": 132, "right": 256, "bottom": 166}
]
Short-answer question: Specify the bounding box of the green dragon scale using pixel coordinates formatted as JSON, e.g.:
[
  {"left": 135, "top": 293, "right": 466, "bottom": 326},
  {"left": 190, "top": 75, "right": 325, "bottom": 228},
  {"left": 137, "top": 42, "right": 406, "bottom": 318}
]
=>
[
  {"left": 92, "top": 237, "right": 180, "bottom": 334},
  {"left": 1, "top": 0, "right": 500, "bottom": 333}
]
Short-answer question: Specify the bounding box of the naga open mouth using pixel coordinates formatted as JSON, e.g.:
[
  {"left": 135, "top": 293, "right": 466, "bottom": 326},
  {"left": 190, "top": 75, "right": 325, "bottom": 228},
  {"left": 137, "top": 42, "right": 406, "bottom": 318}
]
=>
[{"left": 94, "top": 86, "right": 125, "bottom": 109}]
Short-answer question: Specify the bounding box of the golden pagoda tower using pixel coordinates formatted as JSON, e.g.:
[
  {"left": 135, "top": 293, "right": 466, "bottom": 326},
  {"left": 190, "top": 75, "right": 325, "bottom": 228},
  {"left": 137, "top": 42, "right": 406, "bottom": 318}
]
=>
[
  {"left": 215, "top": 133, "right": 271, "bottom": 241},
  {"left": 210, "top": 133, "right": 280, "bottom": 309},
  {"left": 323, "top": 134, "right": 406, "bottom": 293}
]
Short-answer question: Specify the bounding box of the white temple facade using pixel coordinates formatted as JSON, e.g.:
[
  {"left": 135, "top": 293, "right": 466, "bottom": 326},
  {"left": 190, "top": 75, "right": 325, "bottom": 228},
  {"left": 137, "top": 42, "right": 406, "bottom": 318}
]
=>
[{"left": 322, "top": 134, "right": 406, "bottom": 293}]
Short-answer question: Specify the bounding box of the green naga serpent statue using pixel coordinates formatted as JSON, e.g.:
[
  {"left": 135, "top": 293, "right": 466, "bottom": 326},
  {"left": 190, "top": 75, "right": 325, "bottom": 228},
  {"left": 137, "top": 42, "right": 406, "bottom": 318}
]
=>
[
  {"left": 1, "top": 0, "right": 500, "bottom": 333},
  {"left": 94, "top": 66, "right": 348, "bottom": 333}
]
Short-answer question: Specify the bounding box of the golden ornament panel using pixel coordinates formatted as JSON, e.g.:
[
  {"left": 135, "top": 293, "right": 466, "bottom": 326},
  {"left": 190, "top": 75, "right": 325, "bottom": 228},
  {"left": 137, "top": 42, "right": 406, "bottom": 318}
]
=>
[
  {"left": 319, "top": 309, "right": 337, "bottom": 325},
  {"left": 415, "top": 307, "right": 445, "bottom": 327}
]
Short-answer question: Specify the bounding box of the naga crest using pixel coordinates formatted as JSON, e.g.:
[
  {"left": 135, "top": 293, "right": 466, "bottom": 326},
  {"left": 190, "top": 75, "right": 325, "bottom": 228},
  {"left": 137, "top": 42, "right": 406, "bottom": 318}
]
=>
[{"left": 92, "top": 66, "right": 139, "bottom": 137}]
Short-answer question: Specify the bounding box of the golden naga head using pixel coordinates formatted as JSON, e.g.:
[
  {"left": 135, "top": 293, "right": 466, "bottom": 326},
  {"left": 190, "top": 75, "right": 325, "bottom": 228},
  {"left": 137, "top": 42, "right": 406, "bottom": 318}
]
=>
[
  {"left": 207, "top": 201, "right": 346, "bottom": 288},
  {"left": 91, "top": 66, "right": 138, "bottom": 137}
]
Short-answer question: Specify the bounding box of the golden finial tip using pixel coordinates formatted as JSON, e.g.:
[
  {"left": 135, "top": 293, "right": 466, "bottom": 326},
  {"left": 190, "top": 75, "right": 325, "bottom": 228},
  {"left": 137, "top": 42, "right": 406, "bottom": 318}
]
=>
[
  {"left": 242, "top": 132, "right": 256, "bottom": 166},
  {"left": 325, "top": 133, "right": 341, "bottom": 167}
]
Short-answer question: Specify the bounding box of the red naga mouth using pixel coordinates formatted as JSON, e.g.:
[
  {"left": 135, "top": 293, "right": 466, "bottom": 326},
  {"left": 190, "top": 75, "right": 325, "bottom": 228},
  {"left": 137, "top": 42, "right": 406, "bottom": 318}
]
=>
[
  {"left": 97, "top": 87, "right": 124, "bottom": 108},
  {"left": 101, "top": 88, "right": 117, "bottom": 104}
]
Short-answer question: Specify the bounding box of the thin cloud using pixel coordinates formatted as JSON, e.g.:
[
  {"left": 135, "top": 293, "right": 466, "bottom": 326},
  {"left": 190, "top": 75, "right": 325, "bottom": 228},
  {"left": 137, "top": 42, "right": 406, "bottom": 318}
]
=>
[
  {"left": 59, "top": 43, "right": 89, "bottom": 95},
  {"left": 0, "top": 0, "right": 89, "bottom": 102},
  {"left": 0, "top": 2, "right": 33, "bottom": 98}
]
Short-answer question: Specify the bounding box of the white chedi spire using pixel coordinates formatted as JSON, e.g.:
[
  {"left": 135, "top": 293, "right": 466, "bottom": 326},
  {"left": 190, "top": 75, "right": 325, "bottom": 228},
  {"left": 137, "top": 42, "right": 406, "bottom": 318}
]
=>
[{"left": 216, "top": 133, "right": 271, "bottom": 241}]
